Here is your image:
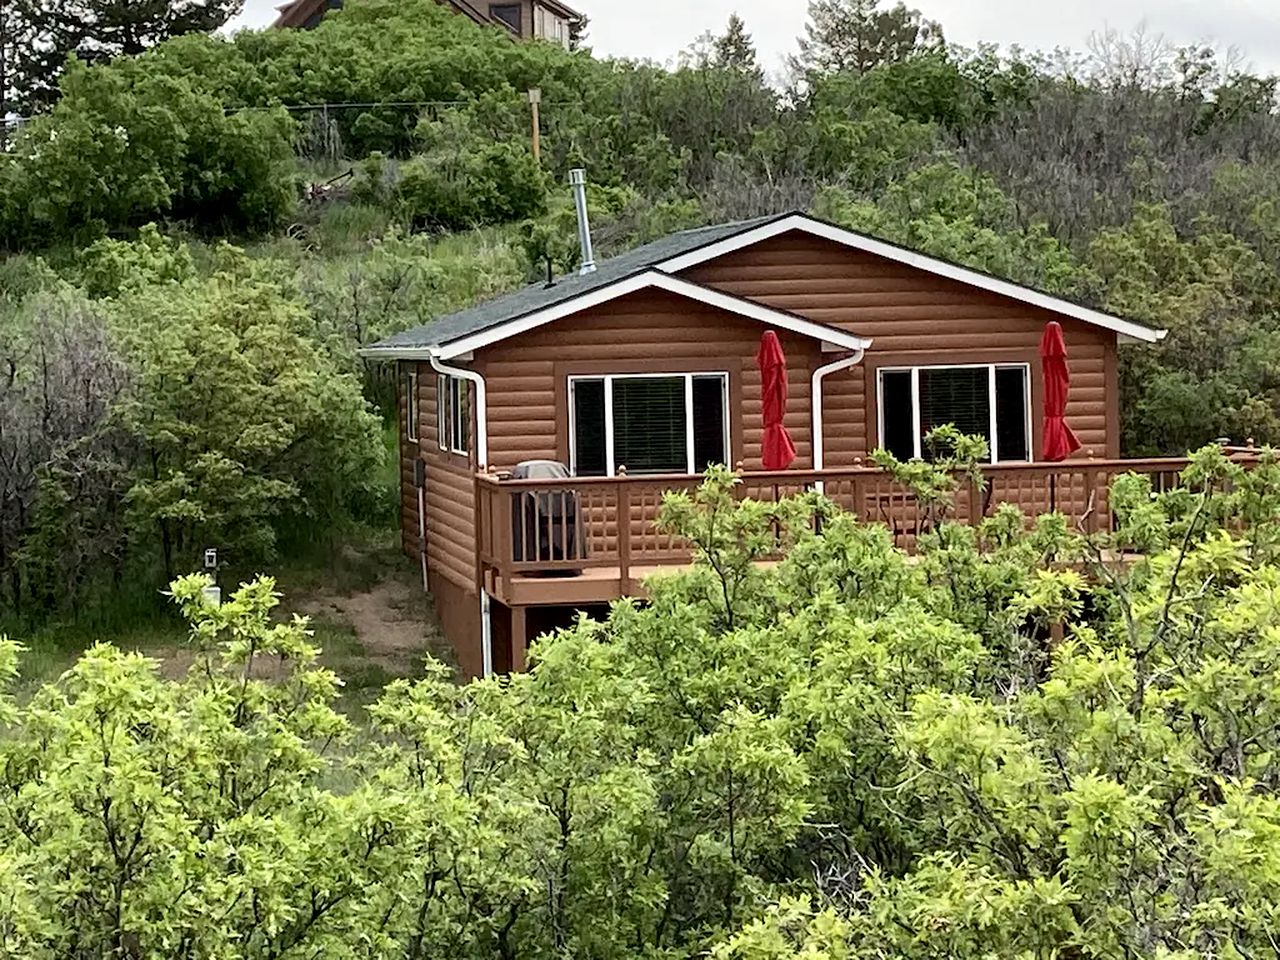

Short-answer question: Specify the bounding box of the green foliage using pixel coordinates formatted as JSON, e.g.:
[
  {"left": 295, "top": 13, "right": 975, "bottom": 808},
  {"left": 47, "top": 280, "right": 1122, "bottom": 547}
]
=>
[
  {"left": 9, "top": 450, "right": 1280, "bottom": 954},
  {"left": 297, "top": 225, "right": 526, "bottom": 370},
  {"left": 396, "top": 116, "right": 547, "bottom": 231},
  {"left": 793, "top": 0, "right": 944, "bottom": 78},
  {"left": 1086, "top": 203, "right": 1280, "bottom": 454},
  {"left": 0, "top": 230, "right": 387, "bottom": 615},
  {"left": 0, "top": 576, "right": 397, "bottom": 957},
  {"left": 2, "top": 0, "right": 244, "bottom": 115},
  {"left": 108, "top": 245, "right": 384, "bottom": 576},
  {"left": 0, "top": 60, "right": 296, "bottom": 248},
  {"left": 78, "top": 224, "right": 197, "bottom": 297}
]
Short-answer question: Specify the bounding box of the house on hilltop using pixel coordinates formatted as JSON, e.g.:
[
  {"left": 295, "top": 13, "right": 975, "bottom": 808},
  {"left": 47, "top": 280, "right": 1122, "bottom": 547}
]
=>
[
  {"left": 273, "top": 0, "right": 582, "bottom": 47},
  {"left": 363, "top": 210, "right": 1169, "bottom": 680}
]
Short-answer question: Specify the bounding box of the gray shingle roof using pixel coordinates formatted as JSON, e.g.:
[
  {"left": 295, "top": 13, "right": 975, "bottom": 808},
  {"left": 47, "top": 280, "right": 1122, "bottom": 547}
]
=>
[{"left": 367, "top": 213, "right": 788, "bottom": 353}]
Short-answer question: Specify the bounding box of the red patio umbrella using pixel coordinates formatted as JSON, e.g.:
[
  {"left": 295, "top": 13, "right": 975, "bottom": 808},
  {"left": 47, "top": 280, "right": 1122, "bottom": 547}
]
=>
[
  {"left": 1040, "top": 321, "right": 1082, "bottom": 462},
  {"left": 757, "top": 330, "right": 797, "bottom": 471}
]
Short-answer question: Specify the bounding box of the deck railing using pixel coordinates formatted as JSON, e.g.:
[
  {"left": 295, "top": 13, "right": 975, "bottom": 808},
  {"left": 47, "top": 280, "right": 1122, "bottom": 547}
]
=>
[{"left": 474, "top": 456, "right": 1242, "bottom": 589}]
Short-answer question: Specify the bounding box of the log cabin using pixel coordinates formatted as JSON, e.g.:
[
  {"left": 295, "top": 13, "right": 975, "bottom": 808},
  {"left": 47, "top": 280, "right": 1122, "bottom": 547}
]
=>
[
  {"left": 273, "top": 0, "right": 582, "bottom": 46},
  {"left": 363, "top": 210, "right": 1169, "bottom": 678}
]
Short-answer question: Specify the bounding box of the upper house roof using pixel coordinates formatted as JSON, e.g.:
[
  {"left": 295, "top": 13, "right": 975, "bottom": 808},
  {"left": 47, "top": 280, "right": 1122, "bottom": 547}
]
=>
[
  {"left": 362, "top": 212, "right": 1167, "bottom": 362},
  {"left": 274, "top": 0, "right": 581, "bottom": 31}
]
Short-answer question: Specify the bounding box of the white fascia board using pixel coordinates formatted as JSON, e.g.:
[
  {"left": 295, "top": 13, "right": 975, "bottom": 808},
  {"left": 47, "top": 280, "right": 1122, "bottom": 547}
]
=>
[
  {"left": 357, "top": 346, "right": 436, "bottom": 361},
  {"left": 657, "top": 214, "right": 1169, "bottom": 345},
  {"left": 431, "top": 271, "right": 872, "bottom": 361}
]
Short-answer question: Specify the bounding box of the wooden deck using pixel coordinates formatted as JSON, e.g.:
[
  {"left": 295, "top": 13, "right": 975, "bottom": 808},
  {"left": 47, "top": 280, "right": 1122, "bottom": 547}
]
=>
[{"left": 474, "top": 456, "right": 1244, "bottom": 608}]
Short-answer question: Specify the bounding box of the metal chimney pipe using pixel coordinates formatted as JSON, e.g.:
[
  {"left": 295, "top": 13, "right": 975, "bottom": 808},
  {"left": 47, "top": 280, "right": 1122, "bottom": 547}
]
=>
[{"left": 569, "top": 168, "right": 596, "bottom": 275}]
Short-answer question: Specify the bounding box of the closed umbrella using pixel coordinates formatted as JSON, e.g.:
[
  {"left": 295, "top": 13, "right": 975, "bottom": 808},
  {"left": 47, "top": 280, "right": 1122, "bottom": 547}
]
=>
[
  {"left": 757, "top": 330, "right": 797, "bottom": 471},
  {"left": 1040, "top": 320, "right": 1081, "bottom": 515},
  {"left": 1040, "top": 321, "right": 1081, "bottom": 461}
]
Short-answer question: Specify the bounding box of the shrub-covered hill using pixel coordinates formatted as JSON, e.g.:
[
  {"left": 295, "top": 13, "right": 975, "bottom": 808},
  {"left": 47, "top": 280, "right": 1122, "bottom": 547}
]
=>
[{"left": 3, "top": 0, "right": 1280, "bottom": 619}]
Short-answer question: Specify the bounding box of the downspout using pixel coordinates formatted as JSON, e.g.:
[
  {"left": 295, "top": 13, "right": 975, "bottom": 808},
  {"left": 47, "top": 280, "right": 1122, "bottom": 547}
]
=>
[
  {"left": 812, "top": 349, "right": 867, "bottom": 489},
  {"left": 430, "top": 353, "right": 494, "bottom": 677}
]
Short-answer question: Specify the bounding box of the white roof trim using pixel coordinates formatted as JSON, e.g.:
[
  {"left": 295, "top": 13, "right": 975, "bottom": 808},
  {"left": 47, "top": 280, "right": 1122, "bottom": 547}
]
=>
[
  {"left": 363, "top": 271, "right": 874, "bottom": 362},
  {"left": 658, "top": 214, "right": 1168, "bottom": 344}
]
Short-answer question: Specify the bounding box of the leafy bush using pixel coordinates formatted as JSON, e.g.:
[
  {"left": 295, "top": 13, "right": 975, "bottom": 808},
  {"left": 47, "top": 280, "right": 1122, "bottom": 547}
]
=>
[
  {"left": 109, "top": 246, "right": 384, "bottom": 577},
  {"left": 0, "top": 61, "right": 297, "bottom": 249},
  {"left": 394, "top": 116, "right": 547, "bottom": 231},
  {"left": 0, "top": 232, "right": 386, "bottom": 612},
  {"left": 6, "top": 447, "right": 1280, "bottom": 955}
]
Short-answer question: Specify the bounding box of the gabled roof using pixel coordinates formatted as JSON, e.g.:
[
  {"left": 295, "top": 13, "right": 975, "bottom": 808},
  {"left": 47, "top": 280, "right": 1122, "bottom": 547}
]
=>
[
  {"left": 364, "top": 212, "right": 1167, "bottom": 361},
  {"left": 656, "top": 214, "right": 1167, "bottom": 345},
  {"left": 537, "top": 0, "right": 584, "bottom": 20},
  {"left": 364, "top": 215, "right": 788, "bottom": 357},
  {"left": 364, "top": 269, "right": 873, "bottom": 361}
]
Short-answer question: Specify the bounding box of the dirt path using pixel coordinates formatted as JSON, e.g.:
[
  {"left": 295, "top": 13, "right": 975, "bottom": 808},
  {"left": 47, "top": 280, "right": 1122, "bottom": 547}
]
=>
[
  {"left": 153, "top": 565, "right": 447, "bottom": 695},
  {"left": 295, "top": 575, "right": 434, "bottom": 671}
]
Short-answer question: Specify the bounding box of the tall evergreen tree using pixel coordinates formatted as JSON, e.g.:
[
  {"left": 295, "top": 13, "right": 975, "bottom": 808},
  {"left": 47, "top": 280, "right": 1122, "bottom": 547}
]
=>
[
  {"left": 791, "top": 0, "right": 942, "bottom": 77},
  {"left": 713, "top": 14, "right": 759, "bottom": 73}
]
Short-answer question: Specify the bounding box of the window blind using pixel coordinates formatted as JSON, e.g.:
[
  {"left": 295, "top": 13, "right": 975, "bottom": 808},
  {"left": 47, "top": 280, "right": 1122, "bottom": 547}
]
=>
[
  {"left": 919, "top": 368, "right": 990, "bottom": 457},
  {"left": 613, "top": 377, "right": 687, "bottom": 474}
]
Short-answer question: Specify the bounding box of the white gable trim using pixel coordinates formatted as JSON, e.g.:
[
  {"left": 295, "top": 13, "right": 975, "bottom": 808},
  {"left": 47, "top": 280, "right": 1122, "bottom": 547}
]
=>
[
  {"left": 658, "top": 214, "right": 1168, "bottom": 345},
  {"left": 361, "top": 271, "right": 873, "bottom": 361}
]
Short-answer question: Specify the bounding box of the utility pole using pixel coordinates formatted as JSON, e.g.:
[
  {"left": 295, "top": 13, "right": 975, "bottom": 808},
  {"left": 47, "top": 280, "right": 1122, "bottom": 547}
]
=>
[{"left": 528, "top": 87, "right": 542, "bottom": 163}]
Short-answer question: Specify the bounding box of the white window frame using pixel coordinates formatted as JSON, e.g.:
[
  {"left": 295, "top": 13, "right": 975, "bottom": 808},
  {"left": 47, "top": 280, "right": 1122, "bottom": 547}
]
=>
[
  {"left": 568, "top": 372, "right": 731, "bottom": 477},
  {"left": 405, "top": 368, "right": 419, "bottom": 443},
  {"left": 437, "top": 374, "right": 470, "bottom": 456},
  {"left": 876, "top": 362, "right": 1033, "bottom": 464}
]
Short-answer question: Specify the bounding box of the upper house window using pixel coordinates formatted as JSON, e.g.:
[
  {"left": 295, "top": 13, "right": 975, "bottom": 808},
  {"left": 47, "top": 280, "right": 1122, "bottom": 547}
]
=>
[
  {"left": 570, "top": 373, "right": 729, "bottom": 477},
  {"left": 878, "top": 364, "right": 1032, "bottom": 463},
  {"left": 489, "top": 4, "right": 522, "bottom": 34},
  {"left": 533, "top": 6, "right": 570, "bottom": 46}
]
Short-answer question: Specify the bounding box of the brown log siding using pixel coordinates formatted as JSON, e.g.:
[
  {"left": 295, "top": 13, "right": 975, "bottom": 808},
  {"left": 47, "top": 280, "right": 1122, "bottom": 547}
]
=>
[
  {"left": 680, "top": 231, "right": 1120, "bottom": 463},
  {"left": 398, "top": 363, "right": 422, "bottom": 560},
  {"left": 475, "top": 288, "right": 826, "bottom": 473},
  {"left": 398, "top": 362, "right": 479, "bottom": 595}
]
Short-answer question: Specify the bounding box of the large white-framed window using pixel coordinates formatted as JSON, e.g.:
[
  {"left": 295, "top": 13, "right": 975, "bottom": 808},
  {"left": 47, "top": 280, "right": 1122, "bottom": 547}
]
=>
[
  {"left": 404, "top": 368, "right": 419, "bottom": 443},
  {"left": 877, "top": 363, "right": 1032, "bottom": 463},
  {"left": 569, "top": 372, "right": 730, "bottom": 477},
  {"left": 437, "top": 374, "right": 470, "bottom": 457}
]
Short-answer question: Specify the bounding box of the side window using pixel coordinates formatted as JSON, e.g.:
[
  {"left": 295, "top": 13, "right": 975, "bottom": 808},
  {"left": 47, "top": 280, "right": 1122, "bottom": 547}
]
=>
[
  {"left": 404, "top": 368, "right": 419, "bottom": 443},
  {"left": 450, "top": 377, "right": 470, "bottom": 456},
  {"left": 437, "top": 375, "right": 470, "bottom": 456}
]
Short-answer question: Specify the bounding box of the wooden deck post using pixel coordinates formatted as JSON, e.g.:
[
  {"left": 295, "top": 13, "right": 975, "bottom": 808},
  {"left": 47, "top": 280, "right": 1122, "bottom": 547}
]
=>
[
  {"left": 511, "top": 606, "right": 527, "bottom": 673},
  {"left": 617, "top": 480, "right": 632, "bottom": 594}
]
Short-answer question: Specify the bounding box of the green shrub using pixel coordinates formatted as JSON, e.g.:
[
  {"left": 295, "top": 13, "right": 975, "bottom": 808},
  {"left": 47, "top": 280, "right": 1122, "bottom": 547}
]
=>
[
  {"left": 396, "top": 139, "right": 547, "bottom": 231},
  {"left": 0, "top": 60, "right": 297, "bottom": 250}
]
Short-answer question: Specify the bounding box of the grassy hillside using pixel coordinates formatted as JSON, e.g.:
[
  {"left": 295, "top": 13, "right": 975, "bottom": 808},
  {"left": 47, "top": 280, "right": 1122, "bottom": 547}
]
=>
[{"left": 2, "top": 0, "right": 1280, "bottom": 633}]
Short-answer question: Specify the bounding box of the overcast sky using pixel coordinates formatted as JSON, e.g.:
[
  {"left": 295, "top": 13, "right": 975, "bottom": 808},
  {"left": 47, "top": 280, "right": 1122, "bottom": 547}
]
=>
[{"left": 229, "top": 0, "right": 1280, "bottom": 76}]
